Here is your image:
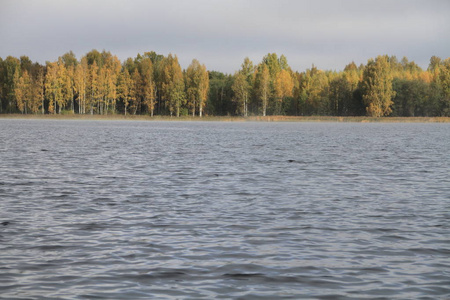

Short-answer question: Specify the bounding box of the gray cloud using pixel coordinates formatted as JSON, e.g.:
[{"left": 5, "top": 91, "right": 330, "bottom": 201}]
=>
[{"left": 1, "top": 0, "right": 449, "bottom": 73}]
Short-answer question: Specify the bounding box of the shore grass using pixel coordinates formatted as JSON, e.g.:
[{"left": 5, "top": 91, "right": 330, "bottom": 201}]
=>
[{"left": 0, "top": 114, "right": 449, "bottom": 123}]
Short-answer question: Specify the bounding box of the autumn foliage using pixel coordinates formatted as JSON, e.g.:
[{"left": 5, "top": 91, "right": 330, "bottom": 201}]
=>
[{"left": 0, "top": 51, "right": 449, "bottom": 117}]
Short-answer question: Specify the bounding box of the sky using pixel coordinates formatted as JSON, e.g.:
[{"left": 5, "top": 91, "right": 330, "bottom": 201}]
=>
[{"left": 1, "top": 0, "right": 449, "bottom": 73}]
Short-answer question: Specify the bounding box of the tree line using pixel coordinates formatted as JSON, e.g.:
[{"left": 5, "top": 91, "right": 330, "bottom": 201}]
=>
[{"left": 0, "top": 50, "right": 449, "bottom": 117}]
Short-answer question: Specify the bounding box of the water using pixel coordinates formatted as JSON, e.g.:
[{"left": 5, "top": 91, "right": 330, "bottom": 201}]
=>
[{"left": 0, "top": 119, "right": 449, "bottom": 299}]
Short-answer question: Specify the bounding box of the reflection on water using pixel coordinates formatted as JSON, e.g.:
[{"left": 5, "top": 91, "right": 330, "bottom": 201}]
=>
[{"left": 0, "top": 120, "right": 449, "bottom": 299}]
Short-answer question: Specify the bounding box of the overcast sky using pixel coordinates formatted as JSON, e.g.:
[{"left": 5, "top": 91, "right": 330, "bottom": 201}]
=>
[{"left": 1, "top": 0, "right": 449, "bottom": 73}]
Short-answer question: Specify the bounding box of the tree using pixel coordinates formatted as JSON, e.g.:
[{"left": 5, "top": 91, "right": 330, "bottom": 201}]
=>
[
  {"left": 61, "top": 51, "right": 78, "bottom": 69},
  {"left": 140, "top": 57, "right": 156, "bottom": 116},
  {"left": 329, "top": 76, "right": 352, "bottom": 116},
  {"left": 85, "top": 49, "right": 103, "bottom": 68},
  {"left": 88, "top": 61, "right": 99, "bottom": 114},
  {"left": 13, "top": 68, "right": 22, "bottom": 112},
  {"left": 186, "top": 62, "right": 198, "bottom": 116},
  {"left": 262, "top": 53, "right": 282, "bottom": 78},
  {"left": 232, "top": 72, "right": 250, "bottom": 116},
  {"left": 186, "top": 59, "right": 209, "bottom": 117},
  {"left": 63, "top": 64, "right": 75, "bottom": 113},
  {"left": 298, "top": 66, "right": 331, "bottom": 115},
  {"left": 279, "top": 55, "right": 289, "bottom": 71},
  {"left": 74, "top": 57, "right": 88, "bottom": 114},
  {"left": 428, "top": 56, "right": 442, "bottom": 74},
  {"left": 111, "top": 58, "right": 121, "bottom": 114},
  {"left": 3, "top": 56, "right": 20, "bottom": 112},
  {"left": 45, "top": 61, "right": 62, "bottom": 114},
  {"left": 142, "top": 52, "right": 165, "bottom": 114},
  {"left": 241, "top": 57, "right": 255, "bottom": 80},
  {"left": 20, "top": 56, "right": 32, "bottom": 74},
  {"left": 361, "top": 55, "right": 395, "bottom": 117},
  {"left": 207, "top": 71, "right": 234, "bottom": 116},
  {"left": 274, "top": 69, "right": 294, "bottom": 115},
  {"left": 337, "top": 62, "right": 365, "bottom": 116},
  {"left": 392, "top": 78, "right": 430, "bottom": 117},
  {"left": 31, "top": 67, "right": 45, "bottom": 114},
  {"left": 130, "top": 68, "right": 141, "bottom": 115},
  {"left": 256, "top": 64, "right": 270, "bottom": 116},
  {"left": 198, "top": 63, "right": 209, "bottom": 117},
  {"left": 1, "top": 51, "right": 449, "bottom": 118},
  {"left": 55, "top": 58, "right": 70, "bottom": 113},
  {"left": 0, "top": 58, "right": 4, "bottom": 112},
  {"left": 118, "top": 68, "right": 132, "bottom": 116},
  {"left": 230, "top": 57, "right": 255, "bottom": 116},
  {"left": 102, "top": 53, "right": 121, "bottom": 115},
  {"left": 14, "top": 69, "right": 31, "bottom": 113},
  {"left": 439, "top": 58, "right": 450, "bottom": 116},
  {"left": 258, "top": 54, "right": 294, "bottom": 115},
  {"left": 161, "top": 54, "right": 185, "bottom": 117}
]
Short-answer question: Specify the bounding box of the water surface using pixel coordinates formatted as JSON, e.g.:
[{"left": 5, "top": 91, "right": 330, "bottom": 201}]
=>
[{"left": 0, "top": 120, "right": 449, "bottom": 299}]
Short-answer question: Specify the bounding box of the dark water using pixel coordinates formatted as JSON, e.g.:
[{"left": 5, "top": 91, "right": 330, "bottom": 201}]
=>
[{"left": 0, "top": 119, "right": 449, "bottom": 299}]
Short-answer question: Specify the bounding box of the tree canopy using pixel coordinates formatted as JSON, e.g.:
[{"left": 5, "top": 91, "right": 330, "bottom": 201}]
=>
[{"left": 0, "top": 51, "right": 448, "bottom": 117}]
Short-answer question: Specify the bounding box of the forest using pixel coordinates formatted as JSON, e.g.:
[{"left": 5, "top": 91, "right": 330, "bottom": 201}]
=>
[{"left": 0, "top": 50, "right": 449, "bottom": 117}]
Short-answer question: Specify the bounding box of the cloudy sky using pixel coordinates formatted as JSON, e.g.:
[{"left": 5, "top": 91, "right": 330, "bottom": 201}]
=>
[{"left": 1, "top": 0, "right": 449, "bottom": 73}]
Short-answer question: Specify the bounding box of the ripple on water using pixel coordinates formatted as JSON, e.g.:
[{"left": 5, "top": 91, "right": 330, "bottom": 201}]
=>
[{"left": 0, "top": 120, "right": 449, "bottom": 299}]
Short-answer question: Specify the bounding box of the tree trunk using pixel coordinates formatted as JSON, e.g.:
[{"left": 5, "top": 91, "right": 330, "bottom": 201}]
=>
[
  {"left": 244, "top": 94, "right": 248, "bottom": 117},
  {"left": 263, "top": 98, "right": 266, "bottom": 117}
]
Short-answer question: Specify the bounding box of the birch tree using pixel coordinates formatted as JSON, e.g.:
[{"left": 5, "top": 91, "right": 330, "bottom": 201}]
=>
[
  {"left": 45, "top": 61, "right": 63, "bottom": 114},
  {"left": 162, "top": 54, "right": 185, "bottom": 117},
  {"left": 257, "top": 64, "right": 270, "bottom": 116},
  {"left": 274, "top": 69, "right": 294, "bottom": 115},
  {"left": 118, "top": 68, "right": 132, "bottom": 116},
  {"left": 186, "top": 59, "right": 209, "bottom": 117},
  {"left": 14, "top": 69, "right": 31, "bottom": 113},
  {"left": 232, "top": 72, "right": 250, "bottom": 116},
  {"left": 141, "top": 57, "right": 156, "bottom": 116},
  {"left": 362, "top": 55, "right": 395, "bottom": 117},
  {"left": 31, "top": 67, "right": 44, "bottom": 114}
]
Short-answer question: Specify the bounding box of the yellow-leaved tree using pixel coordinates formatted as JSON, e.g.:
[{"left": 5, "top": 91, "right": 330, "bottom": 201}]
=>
[
  {"left": 74, "top": 57, "right": 88, "bottom": 114},
  {"left": 274, "top": 69, "right": 294, "bottom": 115},
  {"left": 140, "top": 57, "right": 156, "bottom": 116},
  {"left": 186, "top": 59, "right": 209, "bottom": 117},
  {"left": 31, "top": 67, "right": 45, "bottom": 114},
  {"left": 14, "top": 69, "right": 31, "bottom": 114},
  {"left": 162, "top": 54, "right": 185, "bottom": 117},
  {"left": 118, "top": 68, "right": 132, "bottom": 116},
  {"left": 231, "top": 72, "right": 250, "bottom": 116},
  {"left": 44, "top": 61, "right": 64, "bottom": 114}
]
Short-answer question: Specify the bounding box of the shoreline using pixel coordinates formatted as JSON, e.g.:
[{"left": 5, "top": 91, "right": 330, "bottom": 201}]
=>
[{"left": 0, "top": 114, "right": 449, "bottom": 123}]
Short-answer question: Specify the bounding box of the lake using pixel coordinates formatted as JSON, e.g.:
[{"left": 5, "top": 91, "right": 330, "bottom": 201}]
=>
[{"left": 0, "top": 119, "right": 449, "bottom": 299}]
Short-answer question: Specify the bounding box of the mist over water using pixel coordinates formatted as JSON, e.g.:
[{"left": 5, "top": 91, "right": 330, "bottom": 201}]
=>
[{"left": 0, "top": 120, "right": 449, "bottom": 299}]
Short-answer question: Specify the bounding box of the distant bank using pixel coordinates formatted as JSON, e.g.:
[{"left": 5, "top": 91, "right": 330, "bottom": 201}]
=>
[{"left": 1, "top": 114, "right": 449, "bottom": 123}]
